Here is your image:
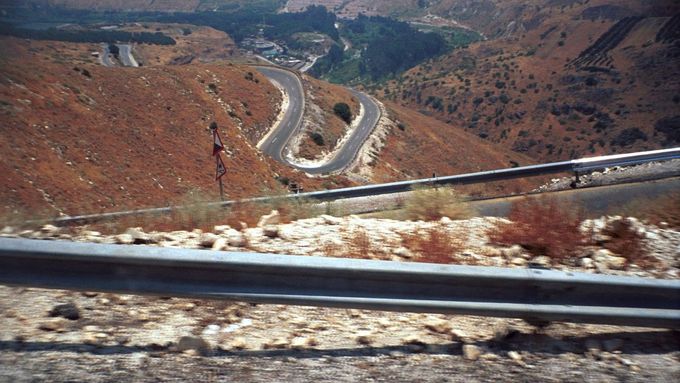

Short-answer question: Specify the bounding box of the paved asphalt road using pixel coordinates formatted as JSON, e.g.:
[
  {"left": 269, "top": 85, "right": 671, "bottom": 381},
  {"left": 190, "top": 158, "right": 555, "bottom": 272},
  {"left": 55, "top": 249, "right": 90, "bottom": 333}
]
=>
[
  {"left": 100, "top": 44, "right": 114, "bottom": 67},
  {"left": 117, "top": 44, "right": 139, "bottom": 67},
  {"left": 256, "top": 66, "right": 381, "bottom": 175}
]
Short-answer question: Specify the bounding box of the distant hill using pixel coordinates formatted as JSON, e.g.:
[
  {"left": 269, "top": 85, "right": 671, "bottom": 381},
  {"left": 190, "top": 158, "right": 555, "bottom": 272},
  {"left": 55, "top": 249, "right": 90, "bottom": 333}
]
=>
[{"left": 375, "top": 0, "right": 680, "bottom": 162}]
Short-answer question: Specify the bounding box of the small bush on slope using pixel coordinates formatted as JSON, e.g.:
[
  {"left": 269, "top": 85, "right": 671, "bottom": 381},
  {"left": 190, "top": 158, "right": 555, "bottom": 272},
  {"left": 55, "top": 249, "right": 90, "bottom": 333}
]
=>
[
  {"left": 404, "top": 186, "right": 474, "bottom": 221},
  {"left": 489, "top": 197, "right": 585, "bottom": 261}
]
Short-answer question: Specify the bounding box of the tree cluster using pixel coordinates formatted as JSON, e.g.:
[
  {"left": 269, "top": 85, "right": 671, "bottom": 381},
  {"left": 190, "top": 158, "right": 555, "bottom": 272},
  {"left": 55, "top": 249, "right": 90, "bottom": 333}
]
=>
[{"left": 0, "top": 23, "right": 175, "bottom": 45}]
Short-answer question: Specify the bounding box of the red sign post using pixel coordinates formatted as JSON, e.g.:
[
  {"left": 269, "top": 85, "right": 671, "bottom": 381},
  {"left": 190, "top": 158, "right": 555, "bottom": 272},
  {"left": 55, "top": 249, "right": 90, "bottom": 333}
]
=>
[{"left": 211, "top": 123, "right": 226, "bottom": 201}]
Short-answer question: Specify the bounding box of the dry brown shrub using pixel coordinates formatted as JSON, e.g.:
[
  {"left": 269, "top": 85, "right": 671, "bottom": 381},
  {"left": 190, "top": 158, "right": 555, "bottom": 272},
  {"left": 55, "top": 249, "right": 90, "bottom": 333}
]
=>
[
  {"left": 400, "top": 225, "right": 465, "bottom": 264},
  {"left": 320, "top": 242, "right": 342, "bottom": 257},
  {"left": 347, "top": 228, "right": 372, "bottom": 258},
  {"left": 601, "top": 219, "right": 660, "bottom": 270},
  {"left": 403, "top": 186, "right": 474, "bottom": 221},
  {"left": 489, "top": 197, "right": 585, "bottom": 261}
]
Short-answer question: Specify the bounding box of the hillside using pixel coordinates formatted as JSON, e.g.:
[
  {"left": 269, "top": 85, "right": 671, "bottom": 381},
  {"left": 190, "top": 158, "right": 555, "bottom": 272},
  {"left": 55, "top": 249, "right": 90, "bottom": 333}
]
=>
[
  {"left": 0, "top": 36, "right": 352, "bottom": 219},
  {"left": 379, "top": 1, "right": 680, "bottom": 162},
  {"left": 354, "top": 102, "right": 536, "bottom": 196},
  {"left": 0, "top": 34, "right": 542, "bottom": 220}
]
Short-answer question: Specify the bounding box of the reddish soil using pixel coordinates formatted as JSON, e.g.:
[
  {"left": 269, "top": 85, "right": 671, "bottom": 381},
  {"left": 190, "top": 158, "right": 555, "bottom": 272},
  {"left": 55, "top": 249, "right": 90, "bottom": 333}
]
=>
[
  {"left": 369, "top": 102, "right": 538, "bottom": 194},
  {"left": 0, "top": 37, "right": 352, "bottom": 219},
  {"left": 297, "top": 75, "right": 361, "bottom": 160}
]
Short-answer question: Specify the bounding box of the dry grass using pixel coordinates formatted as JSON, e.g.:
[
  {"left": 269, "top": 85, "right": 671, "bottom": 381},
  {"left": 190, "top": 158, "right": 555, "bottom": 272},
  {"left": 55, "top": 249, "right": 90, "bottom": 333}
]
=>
[
  {"left": 347, "top": 228, "right": 373, "bottom": 258},
  {"left": 489, "top": 196, "right": 585, "bottom": 261},
  {"left": 400, "top": 224, "right": 467, "bottom": 264},
  {"left": 600, "top": 219, "right": 660, "bottom": 270},
  {"left": 403, "top": 186, "right": 474, "bottom": 221}
]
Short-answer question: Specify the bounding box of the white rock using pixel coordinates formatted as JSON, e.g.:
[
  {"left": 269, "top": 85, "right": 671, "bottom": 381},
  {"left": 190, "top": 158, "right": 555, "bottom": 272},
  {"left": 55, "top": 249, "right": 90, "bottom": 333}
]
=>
[
  {"left": 502, "top": 245, "right": 524, "bottom": 258},
  {"left": 402, "top": 334, "right": 425, "bottom": 345},
  {"left": 227, "top": 232, "right": 247, "bottom": 247},
  {"left": 38, "top": 318, "right": 68, "bottom": 332},
  {"left": 199, "top": 233, "right": 219, "bottom": 247},
  {"left": 463, "top": 344, "right": 482, "bottom": 361},
  {"left": 321, "top": 215, "right": 342, "bottom": 225},
  {"left": 264, "top": 337, "right": 289, "bottom": 349},
  {"left": 394, "top": 247, "right": 413, "bottom": 259},
  {"left": 530, "top": 256, "right": 552, "bottom": 268},
  {"left": 212, "top": 237, "right": 228, "bottom": 251},
  {"left": 507, "top": 350, "right": 523, "bottom": 365},
  {"left": 423, "top": 318, "right": 452, "bottom": 334},
  {"left": 125, "top": 227, "right": 153, "bottom": 244},
  {"left": 593, "top": 249, "right": 627, "bottom": 270},
  {"left": 40, "top": 224, "right": 60, "bottom": 236},
  {"left": 114, "top": 234, "right": 134, "bottom": 245},
  {"left": 1, "top": 226, "right": 15, "bottom": 234},
  {"left": 257, "top": 210, "right": 280, "bottom": 228},
  {"left": 511, "top": 257, "right": 527, "bottom": 266},
  {"left": 229, "top": 337, "right": 248, "bottom": 350}
]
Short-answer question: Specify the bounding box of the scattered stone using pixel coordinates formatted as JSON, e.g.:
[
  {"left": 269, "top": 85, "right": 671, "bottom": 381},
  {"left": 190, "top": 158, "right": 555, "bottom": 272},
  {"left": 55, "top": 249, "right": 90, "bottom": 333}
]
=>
[
  {"left": 1, "top": 226, "right": 15, "bottom": 235},
  {"left": 593, "top": 249, "right": 627, "bottom": 270},
  {"left": 125, "top": 227, "right": 153, "bottom": 244},
  {"left": 423, "top": 318, "right": 452, "bottom": 334},
  {"left": 356, "top": 331, "right": 374, "bottom": 345},
  {"left": 463, "top": 344, "right": 482, "bottom": 361},
  {"left": 502, "top": 245, "right": 524, "bottom": 258},
  {"left": 511, "top": 257, "right": 527, "bottom": 266},
  {"left": 394, "top": 247, "right": 413, "bottom": 259},
  {"left": 530, "top": 256, "right": 552, "bottom": 268},
  {"left": 290, "top": 336, "right": 317, "bottom": 349},
  {"left": 177, "top": 336, "right": 211, "bottom": 356},
  {"left": 212, "top": 237, "right": 228, "bottom": 251},
  {"left": 201, "top": 324, "right": 221, "bottom": 337},
  {"left": 49, "top": 302, "right": 80, "bottom": 320},
  {"left": 603, "top": 338, "right": 624, "bottom": 352},
  {"left": 199, "top": 233, "right": 219, "bottom": 247},
  {"left": 264, "top": 337, "right": 289, "bottom": 349},
  {"left": 229, "top": 337, "right": 248, "bottom": 350},
  {"left": 480, "top": 353, "right": 499, "bottom": 361},
  {"left": 402, "top": 334, "right": 426, "bottom": 345},
  {"left": 39, "top": 317, "right": 68, "bottom": 332},
  {"left": 508, "top": 350, "right": 524, "bottom": 365},
  {"left": 263, "top": 225, "right": 279, "bottom": 238},
  {"left": 227, "top": 232, "right": 247, "bottom": 247},
  {"left": 40, "top": 224, "right": 60, "bottom": 236},
  {"left": 321, "top": 215, "right": 342, "bottom": 225},
  {"left": 257, "top": 210, "right": 280, "bottom": 228},
  {"left": 580, "top": 257, "right": 595, "bottom": 268},
  {"left": 114, "top": 234, "right": 134, "bottom": 245}
]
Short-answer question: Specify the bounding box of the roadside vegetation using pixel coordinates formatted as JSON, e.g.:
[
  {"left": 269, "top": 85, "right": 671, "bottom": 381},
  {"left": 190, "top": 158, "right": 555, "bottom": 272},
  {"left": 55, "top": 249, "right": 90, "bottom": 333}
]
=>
[
  {"left": 489, "top": 197, "right": 585, "bottom": 262},
  {"left": 403, "top": 186, "right": 474, "bottom": 221}
]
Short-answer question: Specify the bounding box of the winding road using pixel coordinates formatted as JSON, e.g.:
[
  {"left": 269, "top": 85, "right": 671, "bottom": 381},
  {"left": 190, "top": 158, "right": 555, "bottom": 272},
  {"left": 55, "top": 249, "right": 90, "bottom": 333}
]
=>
[{"left": 256, "top": 66, "right": 381, "bottom": 175}]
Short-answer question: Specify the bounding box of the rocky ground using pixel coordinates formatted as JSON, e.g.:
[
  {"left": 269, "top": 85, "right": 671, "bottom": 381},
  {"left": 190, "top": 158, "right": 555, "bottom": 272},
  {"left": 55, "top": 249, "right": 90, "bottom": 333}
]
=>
[
  {"left": 1, "top": 212, "right": 679, "bottom": 382},
  {"left": 535, "top": 159, "right": 680, "bottom": 192}
]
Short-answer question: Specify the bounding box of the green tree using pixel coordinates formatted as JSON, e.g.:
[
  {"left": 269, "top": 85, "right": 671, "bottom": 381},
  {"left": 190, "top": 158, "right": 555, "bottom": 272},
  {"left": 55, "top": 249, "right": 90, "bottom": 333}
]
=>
[{"left": 333, "top": 102, "right": 352, "bottom": 123}]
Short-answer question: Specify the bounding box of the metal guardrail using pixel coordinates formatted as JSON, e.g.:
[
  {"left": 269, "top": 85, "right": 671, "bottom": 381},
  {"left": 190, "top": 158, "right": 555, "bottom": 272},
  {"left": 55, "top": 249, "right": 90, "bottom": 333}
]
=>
[
  {"left": 43, "top": 147, "right": 680, "bottom": 226},
  {"left": 0, "top": 238, "right": 678, "bottom": 328}
]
